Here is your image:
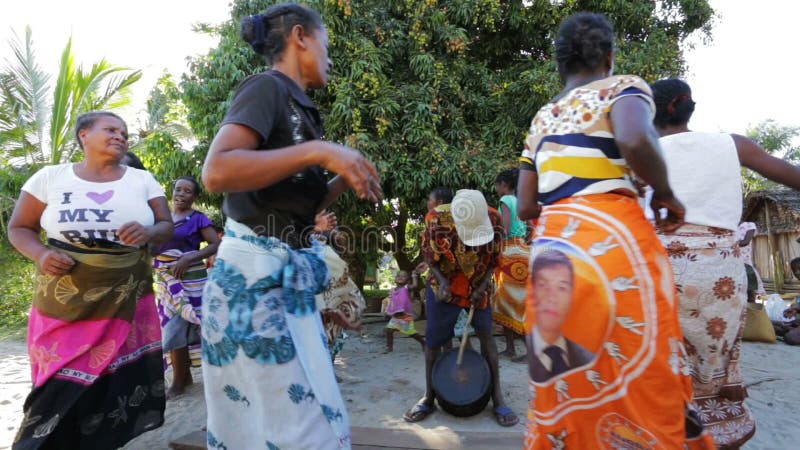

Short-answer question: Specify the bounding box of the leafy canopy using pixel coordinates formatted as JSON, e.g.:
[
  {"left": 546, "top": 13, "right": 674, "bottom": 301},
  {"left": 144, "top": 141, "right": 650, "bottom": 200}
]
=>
[
  {"left": 0, "top": 26, "right": 141, "bottom": 166},
  {"left": 743, "top": 120, "right": 800, "bottom": 196},
  {"left": 181, "top": 0, "right": 714, "bottom": 274}
]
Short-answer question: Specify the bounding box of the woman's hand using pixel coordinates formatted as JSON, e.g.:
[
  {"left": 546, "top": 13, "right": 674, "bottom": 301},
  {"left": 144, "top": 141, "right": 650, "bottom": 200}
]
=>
[
  {"left": 321, "top": 144, "right": 383, "bottom": 203},
  {"left": 632, "top": 176, "right": 648, "bottom": 198},
  {"left": 37, "top": 249, "right": 75, "bottom": 276},
  {"left": 650, "top": 190, "right": 685, "bottom": 233},
  {"left": 314, "top": 210, "right": 338, "bottom": 233},
  {"left": 171, "top": 253, "right": 195, "bottom": 279},
  {"left": 118, "top": 221, "right": 153, "bottom": 246}
]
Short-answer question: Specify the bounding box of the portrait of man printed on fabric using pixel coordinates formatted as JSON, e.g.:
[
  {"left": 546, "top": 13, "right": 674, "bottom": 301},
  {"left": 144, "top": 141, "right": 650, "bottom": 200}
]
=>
[{"left": 527, "top": 248, "right": 596, "bottom": 383}]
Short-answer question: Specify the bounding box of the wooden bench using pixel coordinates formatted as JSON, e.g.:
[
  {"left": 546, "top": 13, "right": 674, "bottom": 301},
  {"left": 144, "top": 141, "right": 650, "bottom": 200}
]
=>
[{"left": 170, "top": 426, "right": 523, "bottom": 450}]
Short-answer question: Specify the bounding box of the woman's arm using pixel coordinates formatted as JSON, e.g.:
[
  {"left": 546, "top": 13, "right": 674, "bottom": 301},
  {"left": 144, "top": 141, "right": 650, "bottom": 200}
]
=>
[
  {"left": 317, "top": 176, "right": 349, "bottom": 212},
  {"left": 147, "top": 197, "right": 174, "bottom": 245},
  {"left": 202, "top": 124, "right": 382, "bottom": 202},
  {"left": 610, "top": 97, "right": 685, "bottom": 232},
  {"left": 610, "top": 97, "right": 672, "bottom": 194},
  {"left": 8, "top": 192, "right": 75, "bottom": 276},
  {"left": 734, "top": 134, "right": 800, "bottom": 190},
  {"left": 517, "top": 170, "right": 541, "bottom": 221},
  {"left": 184, "top": 226, "right": 221, "bottom": 264},
  {"left": 739, "top": 228, "right": 756, "bottom": 247},
  {"left": 499, "top": 202, "right": 511, "bottom": 237},
  {"left": 172, "top": 226, "right": 221, "bottom": 279}
]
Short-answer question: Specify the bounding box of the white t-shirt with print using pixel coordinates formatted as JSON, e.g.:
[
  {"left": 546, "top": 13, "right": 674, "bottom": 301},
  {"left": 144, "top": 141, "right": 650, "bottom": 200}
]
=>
[{"left": 22, "top": 163, "right": 166, "bottom": 246}]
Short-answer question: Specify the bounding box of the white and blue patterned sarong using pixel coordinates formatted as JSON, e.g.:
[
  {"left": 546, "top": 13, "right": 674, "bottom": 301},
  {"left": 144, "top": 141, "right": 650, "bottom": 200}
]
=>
[{"left": 201, "top": 219, "right": 351, "bottom": 450}]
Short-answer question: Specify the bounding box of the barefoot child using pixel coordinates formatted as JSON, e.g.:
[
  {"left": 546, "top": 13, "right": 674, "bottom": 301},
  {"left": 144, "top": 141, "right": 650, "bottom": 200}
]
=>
[{"left": 385, "top": 269, "right": 426, "bottom": 352}]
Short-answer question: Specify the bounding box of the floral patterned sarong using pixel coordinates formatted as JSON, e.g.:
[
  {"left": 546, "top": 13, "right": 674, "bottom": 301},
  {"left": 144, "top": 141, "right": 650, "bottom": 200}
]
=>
[
  {"left": 660, "top": 224, "right": 755, "bottom": 448},
  {"left": 201, "top": 219, "right": 351, "bottom": 450},
  {"left": 315, "top": 245, "right": 365, "bottom": 358}
]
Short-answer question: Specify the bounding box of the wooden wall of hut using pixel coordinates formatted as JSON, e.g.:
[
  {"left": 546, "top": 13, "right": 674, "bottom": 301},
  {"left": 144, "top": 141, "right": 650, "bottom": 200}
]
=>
[
  {"left": 743, "top": 190, "right": 800, "bottom": 294},
  {"left": 752, "top": 233, "right": 800, "bottom": 293}
]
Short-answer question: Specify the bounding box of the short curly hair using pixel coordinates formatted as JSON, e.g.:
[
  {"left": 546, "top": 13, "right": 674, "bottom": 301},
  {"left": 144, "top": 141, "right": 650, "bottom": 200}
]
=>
[{"left": 554, "top": 13, "right": 615, "bottom": 77}]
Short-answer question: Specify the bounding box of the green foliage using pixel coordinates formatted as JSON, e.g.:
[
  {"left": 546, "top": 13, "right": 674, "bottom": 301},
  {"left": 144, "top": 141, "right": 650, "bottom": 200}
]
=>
[
  {"left": 180, "top": 0, "right": 713, "bottom": 282},
  {"left": 743, "top": 120, "right": 800, "bottom": 196},
  {"left": 0, "top": 27, "right": 140, "bottom": 166},
  {"left": 0, "top": 165, "right": 37, "bottom": 235},
  {"left": 0, "top": 240, "right": 34, "bottom": 335},
  {"left": 362, "top": 287, "right": 389, "bottom": 312},
  {"left": 134, "top": 73, "right": 192, "bottom": 142},
  {"left": 131, "top": 73, "right": 221, "bottom": 209},
  {"left": 0, "top": 27, "right": 50, "bottom": 166}
]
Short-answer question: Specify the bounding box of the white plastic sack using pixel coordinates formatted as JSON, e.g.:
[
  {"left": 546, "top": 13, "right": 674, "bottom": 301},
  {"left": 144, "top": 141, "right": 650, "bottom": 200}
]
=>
[{"left": 765, "top": 294, "right": 792, "bottom": 323}]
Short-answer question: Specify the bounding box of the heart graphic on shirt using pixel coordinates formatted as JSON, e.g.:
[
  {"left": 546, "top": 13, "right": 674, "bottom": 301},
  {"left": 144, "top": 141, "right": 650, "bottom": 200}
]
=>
[{"left": 86, "top": 190, "right": 114, "bottom": 205}]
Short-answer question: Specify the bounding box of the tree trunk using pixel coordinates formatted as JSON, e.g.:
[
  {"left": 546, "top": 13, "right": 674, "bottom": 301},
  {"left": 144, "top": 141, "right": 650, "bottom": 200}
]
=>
[
  {"left": 381, "top": 202, "right": 424, "bottom": 272},
  {"left": 350, "top": 256, "right": 367, "bottom": 291}
]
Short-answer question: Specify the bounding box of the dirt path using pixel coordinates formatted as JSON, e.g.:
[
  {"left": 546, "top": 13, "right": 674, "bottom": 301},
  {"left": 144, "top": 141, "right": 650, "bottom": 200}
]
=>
[{"left": 1, "top": 325, "right": 798, "bottom": 449}]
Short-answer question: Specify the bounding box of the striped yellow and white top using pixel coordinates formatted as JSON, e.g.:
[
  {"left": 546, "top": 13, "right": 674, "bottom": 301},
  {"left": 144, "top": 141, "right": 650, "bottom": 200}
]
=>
[{"left": 519, "top": 75, "right": 655, "bottom": 205}]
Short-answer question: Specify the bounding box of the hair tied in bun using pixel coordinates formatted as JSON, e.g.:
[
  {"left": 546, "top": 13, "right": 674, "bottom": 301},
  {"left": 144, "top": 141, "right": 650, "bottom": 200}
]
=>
[{"left": 241, "top": 14, "right": 267, "bottom": 55}]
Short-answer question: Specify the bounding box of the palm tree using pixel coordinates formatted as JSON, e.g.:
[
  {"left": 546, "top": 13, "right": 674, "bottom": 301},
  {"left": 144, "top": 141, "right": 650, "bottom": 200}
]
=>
[
  {"left": 0, "top": 26, "right": 141, "bottom": 166},
  {"left": 132, "top": 73, "right": 192, "bottom": 146},
  {"left": 0, "top": 27, "right": 49, "bottom": 165}
]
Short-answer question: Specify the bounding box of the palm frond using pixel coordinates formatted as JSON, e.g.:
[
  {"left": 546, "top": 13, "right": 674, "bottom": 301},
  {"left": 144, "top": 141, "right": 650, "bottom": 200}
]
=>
[
  {"left": 1, "top": 27, "right": 50, "bottom": 164},
  {"left": 84, "top": 71, "right": 141, "bottom": 112},
  {"left": 49, "top": 36, "right": 76, "bottom": 164},
  {"left": 11, "top": 27, "right": 50, "bottom": 149}
]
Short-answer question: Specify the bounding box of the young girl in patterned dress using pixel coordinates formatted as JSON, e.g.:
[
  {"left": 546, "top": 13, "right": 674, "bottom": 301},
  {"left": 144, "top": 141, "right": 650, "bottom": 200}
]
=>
[{"left": 384, "top": 269, "right": 426, "bottom": 353}]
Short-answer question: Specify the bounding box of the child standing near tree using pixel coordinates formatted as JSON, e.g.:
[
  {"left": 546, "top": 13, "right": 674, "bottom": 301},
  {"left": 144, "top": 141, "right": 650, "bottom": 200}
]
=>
[{"left": 384, "top": 268, "right": 426, "bottom": 352}]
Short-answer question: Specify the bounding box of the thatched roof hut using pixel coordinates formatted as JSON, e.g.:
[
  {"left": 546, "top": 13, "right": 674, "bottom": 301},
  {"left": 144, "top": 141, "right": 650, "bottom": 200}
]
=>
[{"left": 742, "top": 189, "right": 800, "bottom": 292}]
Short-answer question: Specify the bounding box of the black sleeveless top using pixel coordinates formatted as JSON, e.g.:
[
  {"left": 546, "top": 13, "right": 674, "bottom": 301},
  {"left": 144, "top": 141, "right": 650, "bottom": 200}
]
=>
[{"left": 220, "top": 70, "right": 328, "bottom": 248}]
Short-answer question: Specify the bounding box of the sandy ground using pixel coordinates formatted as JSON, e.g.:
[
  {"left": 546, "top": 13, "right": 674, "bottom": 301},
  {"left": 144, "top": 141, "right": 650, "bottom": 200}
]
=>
[{"left": 1, "top": 323, "right": 799, "bottom": 450}]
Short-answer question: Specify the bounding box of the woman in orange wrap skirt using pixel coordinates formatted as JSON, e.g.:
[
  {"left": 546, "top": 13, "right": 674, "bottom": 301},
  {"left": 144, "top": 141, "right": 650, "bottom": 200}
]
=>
[{"left": 516, "top": 13, "right": 715, "bottom": 450}]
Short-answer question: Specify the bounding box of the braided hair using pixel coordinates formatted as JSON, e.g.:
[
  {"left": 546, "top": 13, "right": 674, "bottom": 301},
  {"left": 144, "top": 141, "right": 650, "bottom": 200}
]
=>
[
  {"left": 651, "top": 79, "right": 696, "bottom": 127},
  {"left": 240, "top": 3, "right": 323, "bottom": 64},
  {"left": 554, "top": 13, "right": 615, "bottom": 77}
]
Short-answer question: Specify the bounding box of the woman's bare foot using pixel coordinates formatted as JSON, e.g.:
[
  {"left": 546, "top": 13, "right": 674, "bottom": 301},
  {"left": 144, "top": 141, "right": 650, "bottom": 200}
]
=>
[
  {"left": 166, "top": 371, "right": 193, "bottom": 400},
  {"left": 166, "top": 383, "right": 186, "bottom": 400}
]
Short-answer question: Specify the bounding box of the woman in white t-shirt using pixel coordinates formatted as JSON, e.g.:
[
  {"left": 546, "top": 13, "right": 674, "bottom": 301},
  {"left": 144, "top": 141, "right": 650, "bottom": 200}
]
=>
[{"left": 7, "top": 111, "right": 173, "bottom": 449}]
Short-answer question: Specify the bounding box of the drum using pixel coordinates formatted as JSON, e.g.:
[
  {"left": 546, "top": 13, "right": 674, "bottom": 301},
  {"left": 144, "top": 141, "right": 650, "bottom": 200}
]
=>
[{"left": 431, "top": 306, "right": 492, "bottom": 417}]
